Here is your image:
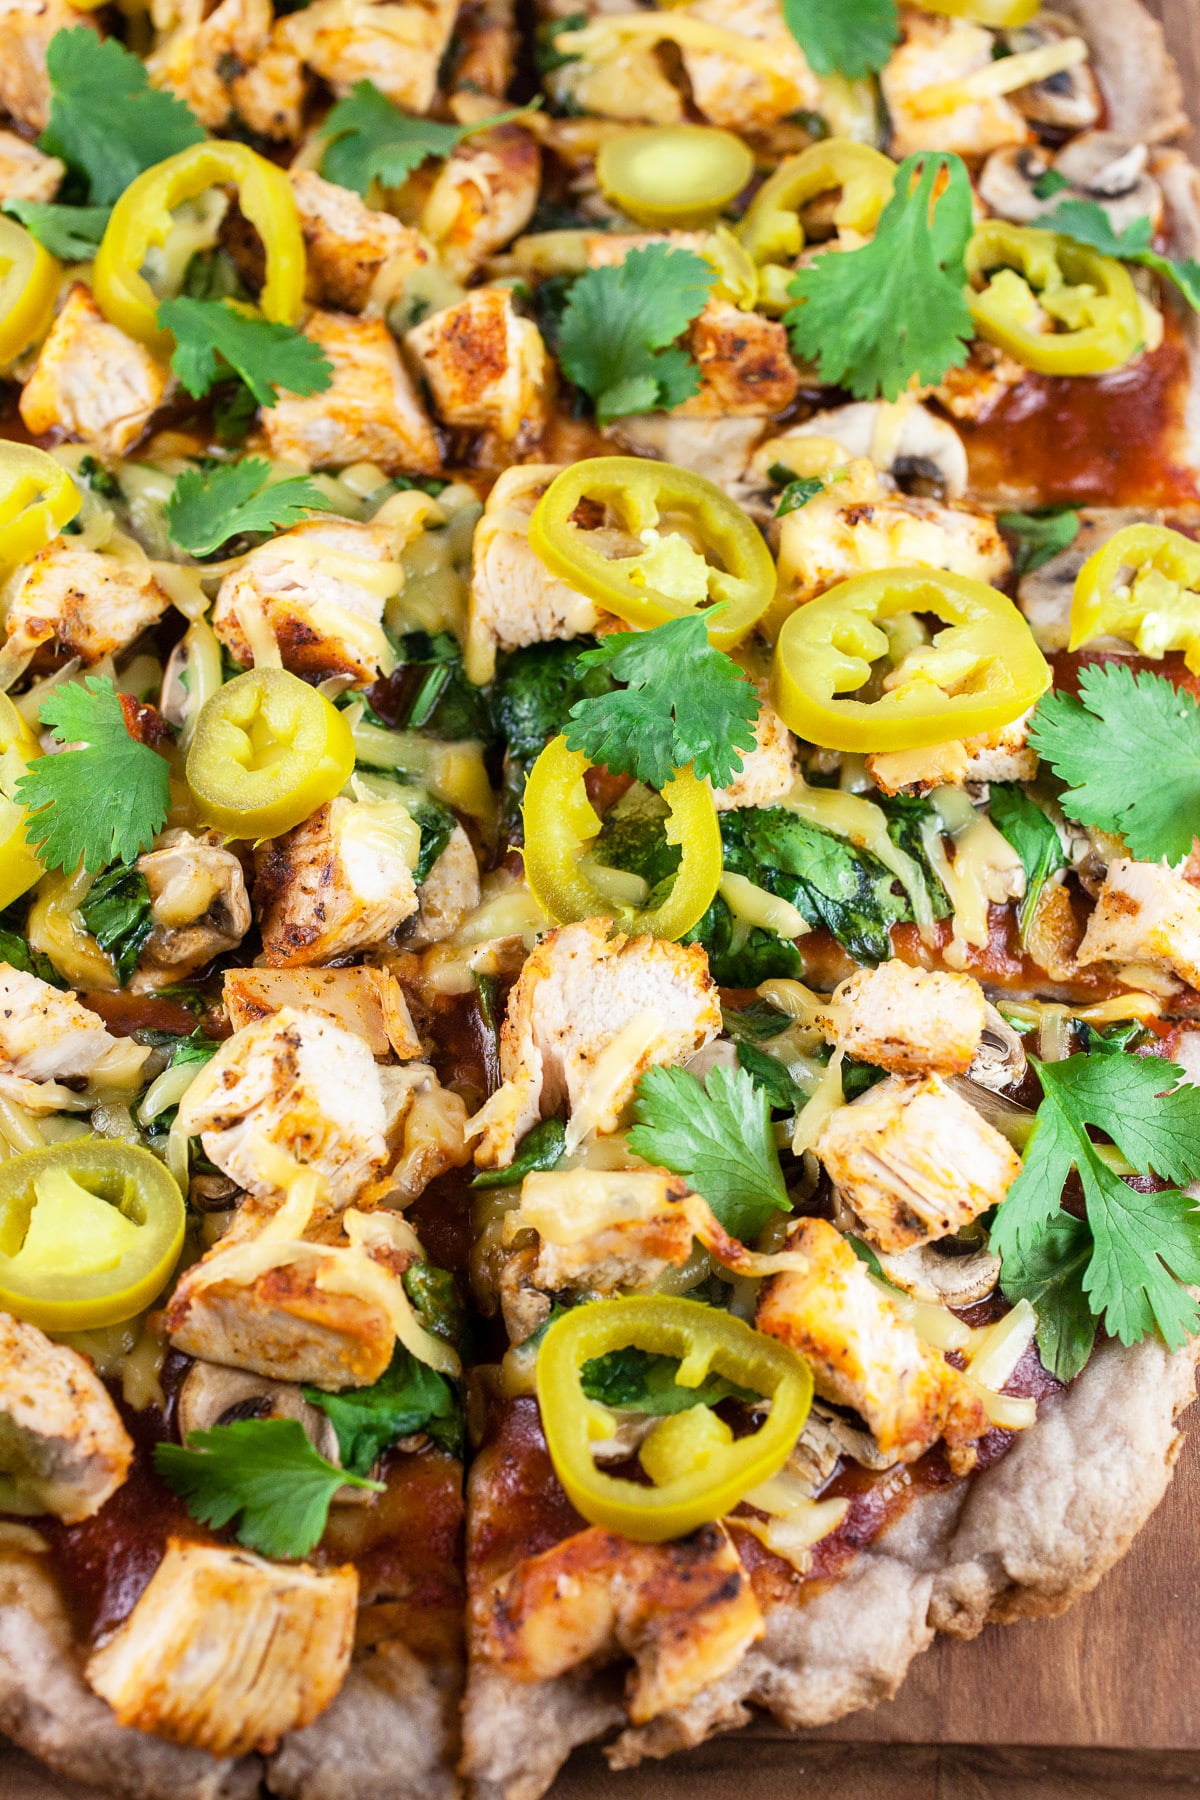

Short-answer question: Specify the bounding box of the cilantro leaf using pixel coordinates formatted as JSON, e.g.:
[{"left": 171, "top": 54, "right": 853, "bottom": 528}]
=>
[
  {"left": 556, "top": 244, "right": 715, "bottom": 423},
  {"left": 628, "top": 1062, "right": 789, "bottom": 1243},
  {"left": 305, "top": 1347, "right": 462, "bottom": 1475},
  {"left": 581, "top": 1346, "right": 756, "bottom": 1414},
  {"left": 785, "top": 151, "right": 974, "bottom": 401},
  {"left": 1028, "top": 662, "right": 1200, "bottom": 863},
  {"left": 2, "top": 198, "right": 110, "bottom": 260},
  {"left": 987, "top": 783, "right": 1066, "bottom": 942},
  {"left": 1032, "top": 168, "right": 1070, "bottom": 201},
  {"left": 155, "top": 1419, "right": 382, "bottom": 1559},
  {"left": 15, "top": 677, "right": 170, "bottom": 873},
  {"left": 991, "top": 1053, "right": 1200, "bottom": 1350},
  {"left": 997, "top": 506, "right": 1080, "bottom": 577},
  {"left": 165, "top": 459, "right": 337, "bottom": 557},
  {"left": 40, "top": 28, "right": 204, "bottom": 207},
  {"left": 564, "top": 613, "right": 761, "bottom": 790},
  {"left": 1038, "top": 197, "right": 1200, "bottom": 313},
  {"left": 319, "top": 79, "right": 532, "bottom": 195},
  {"left": 78, "top": 863, "right": 154, "bottom": 984},
  {"left": 157, "top": 297, "right": 333, "bottom": 409},
  {"left": 998, "top": 1209, "right": 1096, "bottom": 1383},
  {"left": 780, "top": 0, "right": 898, "bottom": 79},
  {"left": 472, "top": 1116, "right": 566, "bottom": 1188}
]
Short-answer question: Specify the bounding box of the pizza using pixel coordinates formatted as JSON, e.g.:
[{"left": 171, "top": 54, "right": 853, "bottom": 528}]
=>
[{"left": 0, "top": 0, "right": 1197, "bottom": 1795}]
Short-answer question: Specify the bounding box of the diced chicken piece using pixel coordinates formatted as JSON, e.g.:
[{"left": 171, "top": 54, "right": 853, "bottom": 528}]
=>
[
  {"left": 87, "top": 1540, "right": 356, "bottom": 1756},
  {"left": 175, "top": 1006, "right": 400, "bottom": 1208},
  {"left": 673, "top": 299, "right": 799, "bottom": 420},
  {"left": 0, "top": 964, "right": 129, "bottom": 1112},
  {"left": 1077, "top": 858, "right": 1200, "bottom": 992},
  {"left": 2, "top": 540, "right": 171, "bottom": 670},
  {"left": 478, "top": 1522, "right": 762, "bottom": 1724},
  {"left": 280, "top": 0, "right": 458, "bottom": 113},
  {"left": 929, "top": 339, "right": 1027, "bottom": 424},
  {"left": 212, "top": 516, "right": 402, "bottom": 684},
  {"left": 19, "top": 285, "right": 170, "bottom": 460},
  {"left": 223, "top": 965, "right": 422, "bottom": 1059},
  {"left": 0, "top": 0, "right": 92, "bottom": 130},
  {"left": 262, "top": 309, "right": 440, "bottom": 476},
  {"left": 449, "top": 0, "right": 512, "bottom": 95},
  {"left": 774, "top": 458, "right": 1010, "bottom": 608},
  {"left": 291, "top": 168, "right": 429, "bottom": 311},
  {"left": 882, "top": 11, "right": 1031, "bottom": 162},
  {"left": 814, "top": 1073, "right": 1021, "bottom": 1254},
  {"left": 148, "top": 0, "right": 305, "bottom": 139},
  {"left": 865, "top": 709, "right": 1038, "bottom": 796},
  {"left": 756, "top": 1217, "right": 989, "bottom": 1472},
  {"left": 421, "top": 125, "right": 540, "bottom": 281},
  {"left": 512, "top": 1168, "right": 699, "bottom": 1301},
  {"left": 388, "top": 1059, "right": 472, "bottom": 1201},
  {"left": 163, "top": 1199, "right": 416, "bottom": 1386},
  {"left": 407, "top": 823, "right": 481, "bottom": 949},
  {"left": 0, "top": 128, "right": 61, "bottom": 202},
  {"left": 714, "top": 681, "right": 797, "bottom": 811},
  {"left": 464, "top": 462, "right": 604, "bottom": 684},
  {"left": 678, "top": 0, "right": 819, "bottom": 132},
  {"left": 546, "top": 35, "right": 685, "bottom": 125},
  {"left": 467, "top": 916, "right": 721, "bottom": 1167},
  {"left": 133, "top": 831, "right": 250, "bottom": 986},
  {"left": 825, "top": 961, "right": 987, "bottom": 1077},
  {"left": 0, "top": 1314, "right": 132, "bottom": 1522},
  {"left": 254, "top": 796, "right": 419, "bottom": 968},
  {"left": 405, "top": 287, "right": 549, "bottom": 446}
]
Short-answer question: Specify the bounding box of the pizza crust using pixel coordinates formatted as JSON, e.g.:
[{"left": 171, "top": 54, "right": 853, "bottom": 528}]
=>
[{"left": 461, "top": 1332, "right": 1200, "bottom": 1797}]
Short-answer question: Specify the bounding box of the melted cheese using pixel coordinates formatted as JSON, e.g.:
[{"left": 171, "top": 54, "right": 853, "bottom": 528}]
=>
[
  {"left": 920, "top": 786, "right": 1024, "bottom": 951},
  {"left": 565, "top": 1010, "right": 666, "bottom": 1152},
  {"left": 719, "top": 872, "right": 809, "bottom": 940},
  {"left": 783, "top": 776, "right": 937, "bottom": 940},
  {"left": 563, "top": 12, "right": 784, "bottom": 77},
  {"left": 510, "top": 1168, "right": 678, "bottom": 1245},
  {"left": 911, "top": 36, "right": 1087, "bottom": 116},
  {"left": 791, "top": 1048, "right": 843, "bottom": 1155}
]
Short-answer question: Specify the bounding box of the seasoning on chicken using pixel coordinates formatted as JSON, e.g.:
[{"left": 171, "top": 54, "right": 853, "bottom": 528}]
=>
[
  {"left": 223, "top": 965, "right": 422, "bottom": 1059},
  {"left": 405, "top": 287, "right": 550, "bottom": 446},
  {"left": 0, "top": 127, "right": 61, "bottom": 202},
  {"left": 756, "top": 1217, "right": 990, "bottom": 1471},
  {"left": 467, "top": 917, "right": 721, "bottom": 1167},
  {"left": 421, "top": 125, "right": 540, "bottom": 281},
  {"left": 87, "top": 1540, "right": 357, "bottom": 1756},
  {"left": 1076, "top": 857, "right": 1200, "bottom": 992},
  {"left": 291, "top": 168, "right": 429, "bottom": 311},
  {"left": 0, "top": 0, "right": 91, "bottom": 130},
  {"left": 882, "top": 11, "right": 1031, "bottom": 162},
  {"left": 714, "top": 681, "right": 797, "bottom": 811},
  {"left": 475, "top": 1521, "right": 762, "bottom": 1724},
  {"left": 0, "top": 1313, "right": 133, "bottom": 1521},
  {"left": 174, "top": 1006, "right": 400, "bottom": 1208},
  {"left": 464, "top": 463, "right": 604, "bottom": 684},
  {"left": 133, "top": 831, "right": 251, "bottom": 987},
  {"left": 254, "top": 794, "right": 419, "bottom": 968},
  {"left": 675, "top": 299, "right": 799, "bottom": 419},
  {"left": 147, "top": 0, "right": 305, "bottom": 139},
  {"left": 678, "top": 0, "right": 819, "bottom": 132},
  {"left": 824, "top": 961, "right": 988, "bottom": 1078},
  {"left": 262, "top": 309, "right": 440, "bottom": 476},
  {"left": 2, "top": 541, "right": 171, "bottom": 670},
  {"left": 407, "top": 823, "right": 482, "bottom": 949},
  {"left": 865, "top": 709, "right": 1039, "bottom": 797},
  {"left": 211, "top": 517, "right": 403, "bottom": 684},
  {"left": 19, "top": 285, "right": 171, "bottom": 460},
  {"left": 813, "top": 1073, "right": 1022, "bottom": 1254},
  {"left": 508, "top": 1168, "right": 700, "bottom": 1307},
  {"left": 280, "top": 0, "right": 458, "bottom": 114},
  {"left": 0, "top": 964, "right": 137, "bottom": 1113}
]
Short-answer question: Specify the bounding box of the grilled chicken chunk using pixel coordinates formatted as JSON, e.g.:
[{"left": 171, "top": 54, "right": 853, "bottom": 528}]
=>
[
  {"left": 477, "top": 1522, "right": 762, "bottom": 1725},
  {"left": 756, "top": 1218, "right": 990, "bottom": 1471},
  {"left": 678, "top": 0, "right": 818, "bottom": 131},
  {"left": 1076, "top": 857, "right": 1200, "bottom": 992},
  {"left": 292, "top": 168, "right": 429, "bottom": 311},
  {"left": 174, "top": 1006, "right": 400, "bottom": 1208},
  {"left": 0, "top": 127, "right": 61, "bottom": 201},
  {"left": 223, "top": 965, "right": 422, "bottom": 1058},
  {"left": 407, "top": 824, "right": 482, "bottom": 949},
  {"left": 280, "top": 0, "right": 458, "bottom": 112},
  {"left": 0, "top": 965, "right": 130, "bottom": 1112},
  {"left": 2, "top": 541, "right": 171, "bottom": 670},
  {"left": 814, "top": 1073, "right": 1022, "bottom": 1254},
  {"left": 134, "top": 832, "right": 251, "bottom": 985},
  {"left": 19, "top": 285, "right": 170, "bottom": 459},
  {"left": 254, "top": 795, "right": 419, "bottom": 967},
  {"left": 0, "top": 1314, "right": 132, "bottom": 1522},
  {"left": 714, "top": 681, "right": 797, "bottom": 811},
  {"left": 882, "top": 11, "right": 1031, "bottom": 161},
  {"left": 148, "top": 0, "right": 305, "bottom": 138},
  {"left": 464, "top": 462, "right": 604, "bottom": 684},
  {"left": 405, "top": 287, "right": 550, "bottom": 445},
  {"left": 262, "top": 309, "right": 440, "bottom": 475},
  {"left": 421, "top": 125, "right": 540, "bottom": 280},
  {"left": 87, "top": 1540, "right": 357, "bottom": 1756},
  {"left": 0, "top": 0, "right": 91, "bottom": 130},
  {"left": 865, "top": 709, "right": 1038, "bottom": 796},
  {"left": 467, "top": 917, "right": 721, "bottom": 1167},
  {"left": 513, "top": 1169, "right": 699, "bottom": 1306},
  {"left": 212, "top": 516, "right": 402, "bottom": 684},
  {"left": 676, "top": 300, "right": 799, "bottom": 419},
  {"left": 826, "top": 960, "right": 987, "bottom": 1077}
]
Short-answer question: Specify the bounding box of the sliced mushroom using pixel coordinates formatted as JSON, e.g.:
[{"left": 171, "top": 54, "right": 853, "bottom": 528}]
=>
[
  {"left": 684, "top": 1039, "right": 741, "bottom": 1083},
  {"left": 804, "top": 1400, "right": 896, "bottom": 1475},
  {"left": 979, "top": 134, "right": 1162, "bottom": 235},
  {"left": 133, "top": 831, "right": 251, "bottom": 987},
  {"left": 751, "top": 401, "right": 969, "bottom": 501},
  {"left": 966, "top": 1003, "right": 1028, "bottom": 1093},
  {"left": 175, "top": 1362, "right": 374, "bottom": 1503},
  {"left": 1004, "top": 14, "right": 1101, "bottom": 133},
  {"left": 875, "top": 1239, "right": 1001, "bottom": 1309}
]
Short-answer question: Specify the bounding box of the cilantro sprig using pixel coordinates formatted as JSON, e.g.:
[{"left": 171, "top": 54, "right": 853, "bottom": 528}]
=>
[
  {"left": 15, "top": 676, "right": 170, "bottom": 873},
  {"left": 993, "top": 1052, "right": 1200, "bottom": 1375},
  {"left": 1029, "top": 663, "right": 1200, "bottom": 863},
  {"left": 628, "top": 1062, "right": 790, "bottom": 1243},
  {"left": 556, "top": 244, "right": 715, "bottom": 423},
  {"left": 304, "top": 1347, "right": 462, "bottom": 1474},
  {"left": 319, "top": 79, "right": 533, "bottom": 195},
  {"left": 165, "top": 459, "right": 337, "bottom": 556},
  {"left": 563, "top": 613, "right": 761, "bottom": 791},
  {"left": 785, "top": 151, "right": 974, "bottom": 401},
  {"left": 158, "top": 297, "right": 333, "bottom": 409},
  {"left": 780, "top": 0, "right": 898, "bottom": 79},
  {"left": 1038, "top": 197, "right": 1200, "bottom": 313},
  {"left": 155, "top": 1419, "right": 382, "bottom": 1559}
]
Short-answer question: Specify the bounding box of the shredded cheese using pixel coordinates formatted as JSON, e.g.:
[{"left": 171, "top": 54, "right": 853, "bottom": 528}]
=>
[
  {"left": 910, "top": 36, "right": 1087, "bottom": 116},
  {"left": 565, "top": 1010, "right": 666, "bottom": 1151}
]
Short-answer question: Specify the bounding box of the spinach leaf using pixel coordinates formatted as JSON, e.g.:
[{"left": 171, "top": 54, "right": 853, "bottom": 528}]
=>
[
  {"left": 79, "top": 862, "right": 154, "bottom": 983},
  {"left": 875, "top": 792, "right": 953, "bottom": 921},
  {"left": 735, "top": 1039, "right": 805, "bottom": 1112},
  {"left": 472, "top": 1116, "right": 567, "bottom": 1188},
  {"left": 304, "top": 1344, "right": 462, "bottom": 1473},
  {"left": 0, "top": 927, "right": 65, "bottom": 987},
  {"left": 402, "top": 1263, "right": 467, "bottom": 1353},
  {"left": 684, "top": 893, "right": 804, "bottom": 986},
  {"left": 410, "top": 797, "right": 457, "bottom": 884},
  {"left": 375, "top": 630, "right": 492, "bottom": 742},
  {"left": 729, "top": 808, "right": 910, "bottom": 965},
  {"left": 988, "top": 782, "right": 1066, "bottom": 941}
]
